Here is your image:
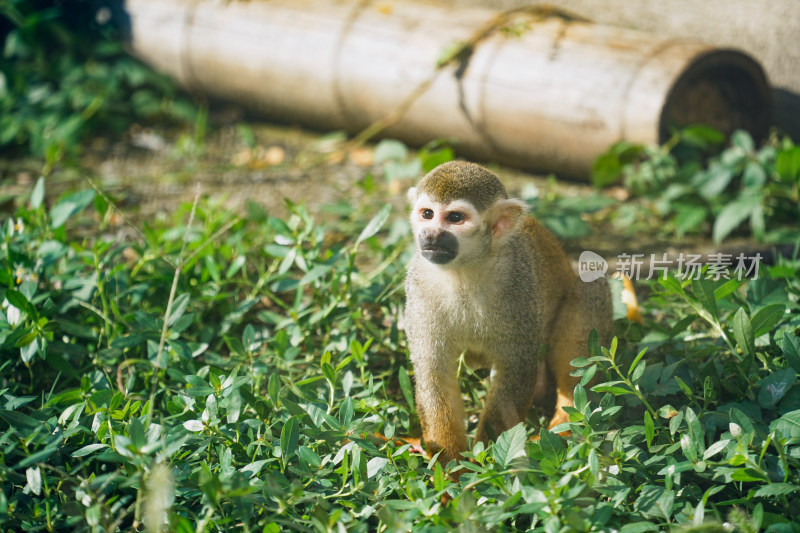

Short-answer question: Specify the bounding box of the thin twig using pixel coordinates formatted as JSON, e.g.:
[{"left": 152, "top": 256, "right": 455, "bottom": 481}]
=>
[
  {"left": 344, "top": 4, "right": 588, "bottom": 152},
  {"left": 145, "top": 184, "right": 201, "bottom": 428}
]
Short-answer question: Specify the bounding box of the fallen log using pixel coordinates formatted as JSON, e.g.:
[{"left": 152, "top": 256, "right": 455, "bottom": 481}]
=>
[{"left": 123, "top": 0, "right": 772, "bottom": 178}]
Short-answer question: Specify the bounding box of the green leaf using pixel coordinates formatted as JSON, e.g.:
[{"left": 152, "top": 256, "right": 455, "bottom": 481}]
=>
[
  {"left": 280, "top": 416, "right": 300, "bottom": 462},
  {"left": 398, "top": 366, "right": 414, "bottom": 410},
  {"left": 72, "top": 443, "right": 109, "bottom": 457},
  {"left": 696, "top": 164, "right": 734, "bottom": 200},
  {"left": 167, "top": 293, "right": 191, "bottom": 326},
  {"left": 703, "top": 439, "right": 731, "bottom": 460},
  {"left": 26, "top": 467, "right": 42, "bottom": 496},
  {"left": 5, "top": 289, "right": 36, "bottom": 319},
  {"left": 321, "top": 362, "right": 335, "bottom": 384},
  {"left": 742, "top": 160, "right": 767, "bottom": 190},
  {"left": 714, "top": 278, "right": 744, "bottom": 301},
  {"left": 732, "top": 307, "right": 754, "bottom": 357},
  {"left": 339, "top": 397, "right": 354, "bottom": 426},
  {"left": 297, "top": 446, "right": 321, "bottom": 468},
  {"left": 644, "top": 412, "right": 654, "bottom": 449},
  {"left": 538, "top": 428, "right": 565, "bottom": 459},
  {"left": 183, "top": 420, "right": 204, "bottom": 432},
  {"left": 225, "top": 255, "right": 246, "bottom": 279},
  {"left": 419, "top": 144, "right": 454, "bottom": 172},
  {"left": 673, "top": 203, "right": 707, "bottom": 236},
  {"left": 591, "top": 141, "right": 643, "bottom": 187},
  {"left": 674, "top": 376, "right": 693, "bottom": 398},
  {"left": 659, "top": 276, "right": 685, "bottom": 296},
  {"left": 128, "top": 416, "right": 145, "bottom": 448},
  {"left": 374, "top": 139, "right": 408, "bottom": 163},
  {"left": 304, "top": 402, "right": 339, "bottom": 430},
  {"left": 573, "top": 384, "right": 587, "bottom": 413},
  {"left": 630, "top": 360, "right": 647, "bottom": 383},
  {"left": 628, "top": 348, "right": 648, "bottom": 381},
  {"left": 731, "top": 468, "right": 767, "bottom": 482},
  {"left": 593, "top": 385, "right": 634, "bottom": 396},
  {"left": 184, "top": 375, "right": 215, "bottom": 397},
  {"left": 751, "top": 304, "right": 786, "bottom": 337},
  {"left": 268, "top": 372, "right": 280, "bottom": 406},
  {"left": 634, "top": 485, "right": 675, "bottom": 520},
  {"left": 731, "top": 130, "right": 755, "bottom": 152},
  {"left": 758, "top": 368, "right": 796, "bottom": 409},
  {"left": 681, "top": 434, "right": 697, "bottom": 463},
  {"left": 366, "top": 457, "right": 389, "bottom": 479},
  {"left": 712, "top": 194, "right": 760, "bottom": 243},
  {"left": 588, "top": 448, "right": 600, "bottom": 477},
  {"left": 0, "top": 409, "right": 43, "bottom": 432},
  {"left": 493, "top": 423, "right": 526, "bottom": 467},
  {"left": 680, "top": 125, "right": 725, "bottom": 148},
  {"left": 776, "top": 145, "right": 800, "bottom": 183},
  {"left": 205, "top": 393, "right": 218, "bottom": 422},
  {"left": 691, "top": 279, "right": 718, "bottom": 320},
  {"left": 299, "top": 264, "right": 332, "bottom": 286},
  {"left": 356, "top": 204, "right": 391, "bottom": 247},
  {"left": 753, "top": 483, "right": 798, "bottom": 498},
  {"left": 729, "top": 408, "right": 755, "bottom": 436},
  {"left": 685, "top": 407, "right": 705, "bottom": 456},
  {"left": 49, "top": 189, "right": 95, "bottom": 228},
  {"left": 30, "top": 176, "right": 45, "bottom": 209},
  {"left": 591, "top": 151, "right": 624, "bottom": 188},
  {"left": 781, "top": 335, "right": 800, "bottom": 373},
  {"left": 619, "top": 523, "right": 659, "bottom": 533}
]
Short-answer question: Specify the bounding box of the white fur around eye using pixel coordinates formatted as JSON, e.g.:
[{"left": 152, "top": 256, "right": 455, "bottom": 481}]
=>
[{"left": 445, "top": 200, "right": 478, "bottom": 217}]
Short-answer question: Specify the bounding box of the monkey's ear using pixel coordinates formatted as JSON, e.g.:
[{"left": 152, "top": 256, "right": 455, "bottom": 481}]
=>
[
  {"left": 407, "top": 187, "right": 418, "bottom": 204},
  {"left": 488, "top": 198, "right": 527, "bottom": 238}
]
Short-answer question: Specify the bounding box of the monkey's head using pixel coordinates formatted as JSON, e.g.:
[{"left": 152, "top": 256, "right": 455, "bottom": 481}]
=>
[{"left": 408, "top": 161, "right": 527, "bottom": 268}]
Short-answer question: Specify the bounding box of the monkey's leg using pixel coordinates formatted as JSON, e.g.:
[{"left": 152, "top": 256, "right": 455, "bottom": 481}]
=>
[
  {"left": 475, "top": 348, "right": 538, "bottom": 444},
  {"left": 413, "top": 356, "right": 468, "bottom": 466},
  {"left": 547, "top": 280, "right": 611, "bottom": 428}
]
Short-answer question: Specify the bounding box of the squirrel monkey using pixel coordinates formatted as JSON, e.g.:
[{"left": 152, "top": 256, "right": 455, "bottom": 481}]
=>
[{"left": 404, "top": 161, "right": 612, "bottom": 467}]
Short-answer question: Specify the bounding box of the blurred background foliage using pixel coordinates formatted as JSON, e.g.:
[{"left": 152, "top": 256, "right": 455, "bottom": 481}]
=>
[{"left": 0, "top": 0, "right": 196, "bottom": 169}]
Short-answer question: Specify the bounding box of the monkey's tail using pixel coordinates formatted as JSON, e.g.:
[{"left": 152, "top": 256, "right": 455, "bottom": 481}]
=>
[{"left": 613, "top": 272, "right": 643, "bottom": 323}]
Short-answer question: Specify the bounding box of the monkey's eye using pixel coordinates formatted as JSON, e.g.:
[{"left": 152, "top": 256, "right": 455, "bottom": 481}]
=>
[
  {"left": 421, "top": 209, "right": 434, "bottom": 220},
  {"left": 446, "top": 212, "right": 466, "bottom": 223}
]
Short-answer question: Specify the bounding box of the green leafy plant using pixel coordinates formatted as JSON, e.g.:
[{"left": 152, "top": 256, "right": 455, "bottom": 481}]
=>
[
  {"left": 593, "top": 128, "right": 800, "bottom": 243},
  {"left": 522, "top": 176, "right": 617, "bottom": 240},
  {"left": 0, "top": 0, "right": 196, "bottom": 167},
  {"left": 2, "top": 168, "right": 799, "bottom": 531}
]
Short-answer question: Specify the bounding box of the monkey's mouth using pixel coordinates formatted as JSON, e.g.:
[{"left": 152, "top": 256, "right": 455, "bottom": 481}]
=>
[
  {"left": 421, "top": 246, "right": 456, "bottom": 265},
  {"left": 419, "top": 231, "right": 458, "bottom": 265}
]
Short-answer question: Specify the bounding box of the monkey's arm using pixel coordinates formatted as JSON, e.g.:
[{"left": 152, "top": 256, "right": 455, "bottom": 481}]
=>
[{"left": 410, "top": 348, "right": 467, "bottom": 467}]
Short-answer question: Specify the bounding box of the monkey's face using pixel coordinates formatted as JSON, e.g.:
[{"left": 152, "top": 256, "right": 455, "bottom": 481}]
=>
[{"left": 408, "top": 190, "right": 488, "bottom": 267}]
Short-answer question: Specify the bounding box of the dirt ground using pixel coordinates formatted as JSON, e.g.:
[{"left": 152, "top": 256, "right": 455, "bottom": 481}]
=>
[{"left": 1, "top": 117, "right": 584, "bottom": 229}]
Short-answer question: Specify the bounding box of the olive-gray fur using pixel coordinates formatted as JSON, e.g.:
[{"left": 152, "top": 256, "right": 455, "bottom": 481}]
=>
[{"left": 415, "top": 161, "right": 508, "bottom": 212}]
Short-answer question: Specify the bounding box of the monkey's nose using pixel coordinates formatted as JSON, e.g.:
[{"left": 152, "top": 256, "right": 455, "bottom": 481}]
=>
[
  {"left": 419, "top": 230, "right": 458, "bottom": 265},
  {"left": 420, "top": 227, "right": 445, "bottom": 240}
]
